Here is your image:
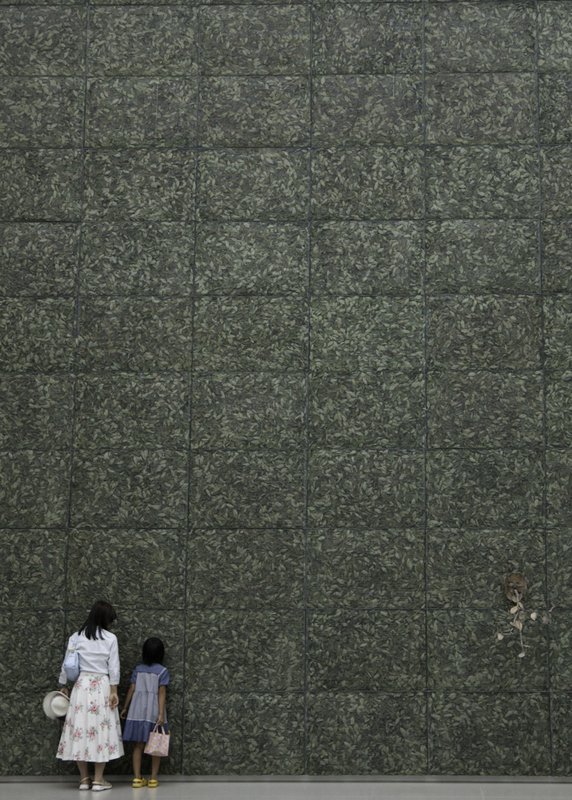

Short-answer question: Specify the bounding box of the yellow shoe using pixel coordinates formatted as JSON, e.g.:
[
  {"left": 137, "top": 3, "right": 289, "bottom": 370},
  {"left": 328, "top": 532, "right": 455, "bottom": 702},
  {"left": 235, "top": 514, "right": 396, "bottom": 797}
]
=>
[
  {"left": 148, "top": 778, "right": 159, "bottom": 788},
  {"left": 132, "top": 777, "right": 148, "bottom": 788}
]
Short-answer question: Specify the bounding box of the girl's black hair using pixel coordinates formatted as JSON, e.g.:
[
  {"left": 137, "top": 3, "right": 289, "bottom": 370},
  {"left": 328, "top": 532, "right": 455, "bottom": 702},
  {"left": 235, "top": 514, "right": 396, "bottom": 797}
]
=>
[
  {"left": 142, "top": 637, "right": 165, "bottom": 666},
  {"left": 78, "top": 600, "right": 117, "bottom": 640}
]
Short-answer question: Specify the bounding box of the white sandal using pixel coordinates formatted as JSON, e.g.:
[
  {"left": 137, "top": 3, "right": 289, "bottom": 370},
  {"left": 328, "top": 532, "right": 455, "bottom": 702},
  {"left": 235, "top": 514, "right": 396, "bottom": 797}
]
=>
[
  {"left": 79, "top": 777, "right": 91, "bottom": 791},
  {"left": 91, "top": 780, "right": 112, "bottom": 792}
]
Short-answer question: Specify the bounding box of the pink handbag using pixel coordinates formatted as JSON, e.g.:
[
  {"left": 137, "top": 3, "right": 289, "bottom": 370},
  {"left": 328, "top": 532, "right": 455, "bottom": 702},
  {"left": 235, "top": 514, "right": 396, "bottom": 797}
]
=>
[{"left": 144, "top": 724, "right": 170, "bottom": 757}]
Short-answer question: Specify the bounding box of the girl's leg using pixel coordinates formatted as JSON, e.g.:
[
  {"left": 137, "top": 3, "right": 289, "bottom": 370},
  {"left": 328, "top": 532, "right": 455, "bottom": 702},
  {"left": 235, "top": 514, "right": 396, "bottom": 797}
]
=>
[
  {"left": 93, "top": 762, "right": 106, "bottom": 783},
  {"left": 150, "top": 755, "right": 161, "bottom": 780},
  {"left": 77, "top": 760, "right": 89, "bottom": 781},
  {"left": 133, "top": 742, "right": 145, "bottom": 778}
]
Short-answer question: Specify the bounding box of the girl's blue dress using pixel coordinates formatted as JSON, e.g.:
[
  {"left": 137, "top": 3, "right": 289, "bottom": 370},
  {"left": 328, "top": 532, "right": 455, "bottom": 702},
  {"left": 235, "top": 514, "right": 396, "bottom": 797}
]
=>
[{"left": 123, "top": 663, "right": 170, "bottom": 742}]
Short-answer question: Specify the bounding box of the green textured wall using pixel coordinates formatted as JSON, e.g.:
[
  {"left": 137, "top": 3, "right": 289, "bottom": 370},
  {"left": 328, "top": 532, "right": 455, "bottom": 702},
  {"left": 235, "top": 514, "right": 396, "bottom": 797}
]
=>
[{"left": 1, "top": 0, "right": 571, "bottom": 777}]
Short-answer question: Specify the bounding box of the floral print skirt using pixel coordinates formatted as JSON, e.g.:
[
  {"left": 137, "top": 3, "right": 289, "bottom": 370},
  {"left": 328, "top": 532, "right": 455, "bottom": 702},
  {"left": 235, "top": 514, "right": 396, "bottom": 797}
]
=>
[{"left": 56, "top": 672, "right": 124, "bottom": 762}]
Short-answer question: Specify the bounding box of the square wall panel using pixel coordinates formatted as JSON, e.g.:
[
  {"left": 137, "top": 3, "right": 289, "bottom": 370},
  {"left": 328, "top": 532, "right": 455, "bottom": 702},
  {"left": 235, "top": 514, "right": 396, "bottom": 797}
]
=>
[
  {"left": 67, "top": 529, "right": 186, "bottom": 610},
  {"left": 538, "top": 2, "right": 572, "bottom": 71},
  {"left": 76, "top": 298, "right": 192, "bottom": 372},
  {"left": 74, "top": 374, "right": 189, "bottom": 450},
  {"left": 85, "top": 78, "right": 197, "bottom": 148},
  {"left": 425, "top": 1, "right": 536, "bottom": 73},
  {"left": 0, "top": 529, "right": 67, "bottom": 608},
  {"left": 0, "top": 450, "right": 70, "bottom": 528},
  {"left": 546, "top": 449, "right": 572, "bottom": 528},
  {"left": 307, "top": 692, "right": 427, "bottom": 775},
  {"left": 0, "top": 78, "right": 83, "bottom": 148},
  {"left": 195, "top": 222, "right": 307, "bottom": 296},
  {"left": 184, "top": 693, "right": 305, "bottom": 775},
  {"left": 186, "top": 609, "right": 305, "bottom": 692},
  {"left": 198, "top": 150, "right": 309, "bottom": 222},
  {"left": 312, "top": 147, "right": 423, "bottom": 220},
  {"left": 545, "top": 295, "right": 572, "bottom": 371},
  {"left": 192, "top": 373, "right": 305, "bottom": 450},
  {"left": 427, "top": 295, "right": 542, "bottom": 370},
  {"left": 543, "top": 145, "right": 572, "bottom": 217},
  {"left": 193, "top": 297, "right": 307, "bottom": 373},
  {"left": 427, "top": 449, "right": 544, "bottom": 529},
  {"left": 309, "top": 370, "right": 425, "bottom": 449},
  {"left": 312, "top": 297, "right": 424, "bottom": 372},
  {"left": 84, "top": 151, "right": 195, "bottom": 222},
  {"left": 88, "top": 7, "right": 198, "bottom": 77},
  {"left": 308, "top": 449, "right": 424, "bottom": 529},
  {"left": 552, "top": 693, "right": 572, "bottom": 775},
  {"left": 200, "top": 76, "right": 309, "bottom": 148},
  {"left": 548, "top": 529, "right": 572, "bottom": 607},
  {"left": 307, "top": 528, "right": 425, "bottom": 609},
  {"left": 426, "top": 146, "right": 539, "bottom": 219},
  {"left": 71, "top": 447, "right": 188, "bottom": 528},
  {"left": 425, "top": 73, "right": 536, "bottom": 145},
  {"left": 200, "top": 6, "right": 310, "bottom": 76},
  {"left": 0, "top": 223, "right": 79, "bottom": 298},
  {"left": 80, "top": 222, "right": 194, "bottom": 297},
  {"left": 0, "top": 375, "right": 74, "bottom": 450},
  {"left": 0, "top": 8, "right": 86, "bottom": 76},
  {"left": 311, "top": 221, "right": 423, "bottom": 297},
  {"left": 425, "top": 219, "right": 539, "bottom": 295},
  {"left": 0, "top": 609, "right": 65, "bottom": 693},
  {"left": 427, "top": 370, "right": 544, "bottom": 449},
  {"left": 429, "top": 692, "right": 551, "bottom": 775},
  {"left": 191, "top": 449, "right": 305, "bottom": 528},
  {"left": 308, "top": 610, "right": 425, "bottom": 692},
  {"left": 188, "top": 528, "right": 305, "bottom": 609},
  {"left": 313, "top": 75, "right": 423, "bottom": 148},
  {"left": 313, "top": 3, "right": 423, "bottom": 75},
  {"left": 0, "top": 150, "right": 82, "bottom": 221}
]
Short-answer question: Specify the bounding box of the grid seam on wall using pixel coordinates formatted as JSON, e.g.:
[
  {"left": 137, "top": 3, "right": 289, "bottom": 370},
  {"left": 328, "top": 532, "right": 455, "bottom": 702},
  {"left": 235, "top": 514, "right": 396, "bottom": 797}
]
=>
[
  {"left": 179, "top": 6, "right": 203, "bottom": 775},
  {"left": 61, "top": 0, "right": 91, "bottom": 648},
  {"left": 421, "top": 0, "right": 430, "bottom": 775},
  {"left": 534, "top": 0, "right": 553, "bottom": 769},
  {"left": 302, "top": 0, "right": 314, "bottom": 777}
]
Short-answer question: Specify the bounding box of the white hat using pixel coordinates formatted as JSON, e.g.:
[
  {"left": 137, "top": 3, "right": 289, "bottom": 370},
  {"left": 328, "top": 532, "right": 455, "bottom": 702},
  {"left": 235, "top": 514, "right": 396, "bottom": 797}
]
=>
[{"left": 42, "top": 691, "right": 70, "bottom": 720}]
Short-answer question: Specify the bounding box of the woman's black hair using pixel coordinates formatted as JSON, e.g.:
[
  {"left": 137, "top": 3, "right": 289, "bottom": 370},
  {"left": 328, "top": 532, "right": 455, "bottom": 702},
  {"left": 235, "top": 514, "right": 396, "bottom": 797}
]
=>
[
  {"left": 78, "top": 600, "right": 117, "bottom": 640},
  {"left": 142, "top": 637, "right": 165, "bottom": 666}
]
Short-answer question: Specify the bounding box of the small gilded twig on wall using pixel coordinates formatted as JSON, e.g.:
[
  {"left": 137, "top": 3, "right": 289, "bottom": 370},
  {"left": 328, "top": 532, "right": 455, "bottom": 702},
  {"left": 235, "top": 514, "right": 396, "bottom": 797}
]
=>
[{"left": 495, "top": 573, "right": 551, "bottom": 658}]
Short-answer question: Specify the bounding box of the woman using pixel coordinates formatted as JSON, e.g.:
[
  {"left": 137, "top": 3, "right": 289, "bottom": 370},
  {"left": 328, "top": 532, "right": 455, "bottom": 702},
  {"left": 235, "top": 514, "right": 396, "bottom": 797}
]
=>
[{"left": 56, "top": 600, "right": 124, "bottom": 792}]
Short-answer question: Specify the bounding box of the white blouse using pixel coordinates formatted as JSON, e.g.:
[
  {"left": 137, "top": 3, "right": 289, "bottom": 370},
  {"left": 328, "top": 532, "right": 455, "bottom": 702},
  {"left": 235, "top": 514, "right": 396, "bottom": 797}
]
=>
[{"left": 58, "top": 629, "right": 120, "bottom": 686}]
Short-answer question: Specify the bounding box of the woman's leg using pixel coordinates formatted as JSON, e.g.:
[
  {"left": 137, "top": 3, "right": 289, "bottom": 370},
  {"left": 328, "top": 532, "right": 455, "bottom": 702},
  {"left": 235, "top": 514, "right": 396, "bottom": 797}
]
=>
[
  {"left": 77, "top": 760, "right": 89, "bottom": 781},
  {"left": 150, "top": 755, "right": 161, "bottom": 780},
  {"left": 133, "top": 742, "right": 145, "bottom": 778},
  {"left": 93, "top": 762, "right": 105, "bottom": 783}
]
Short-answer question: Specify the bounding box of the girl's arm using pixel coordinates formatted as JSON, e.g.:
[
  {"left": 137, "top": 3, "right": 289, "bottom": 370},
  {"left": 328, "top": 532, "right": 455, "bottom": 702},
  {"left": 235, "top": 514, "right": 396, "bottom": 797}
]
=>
[
  {"left": 157, "top": 685, "right": 167, "bottom": 725},
  {"left": 120, "top": 684, "right": 135, "bottom": 719}
]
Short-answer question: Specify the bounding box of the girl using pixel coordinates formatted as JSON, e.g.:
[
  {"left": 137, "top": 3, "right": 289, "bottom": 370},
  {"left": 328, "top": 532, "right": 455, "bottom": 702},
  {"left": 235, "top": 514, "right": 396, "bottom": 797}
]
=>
[
  {"left": 56, "top": 600, "right": 124, "bottom": 792},
  {"left": 120, "top": 637, "right": 169, "bottom": 789}
]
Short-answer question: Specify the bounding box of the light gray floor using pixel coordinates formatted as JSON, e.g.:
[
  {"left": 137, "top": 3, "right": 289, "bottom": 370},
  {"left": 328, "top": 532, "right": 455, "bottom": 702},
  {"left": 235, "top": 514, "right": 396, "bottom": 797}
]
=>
[{"left": 1, "top": 782, "right": 572, "bottom": 800}]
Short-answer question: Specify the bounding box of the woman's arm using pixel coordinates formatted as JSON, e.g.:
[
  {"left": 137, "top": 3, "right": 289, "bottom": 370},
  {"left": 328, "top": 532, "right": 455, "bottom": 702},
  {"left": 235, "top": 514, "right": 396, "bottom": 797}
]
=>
[
  {"left": 58, "top": 634, "right": 72, "bottom": 686},
  {"left": 108, "top": 635, "right": 120, "bottom": 710},
  {"left": 120, "top": 684, "right": 135, "bottom": 718},
  {"left": 109, "top": 685, "right": 119, "bottom": 710},
  {"left": 157, "top": 685, "right": 167, "bottom": 725}
]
